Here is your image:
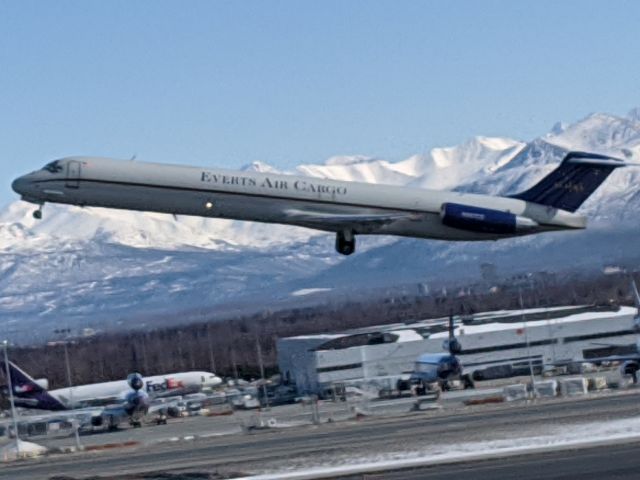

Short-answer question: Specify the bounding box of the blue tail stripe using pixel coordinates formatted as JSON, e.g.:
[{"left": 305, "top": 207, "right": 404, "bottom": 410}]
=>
[{"left": 510, "top": 151, "right": 626, "bottom": 212}]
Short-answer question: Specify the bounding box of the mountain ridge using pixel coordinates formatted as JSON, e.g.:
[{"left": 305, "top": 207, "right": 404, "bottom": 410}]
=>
[{"left": 2, "top": 109, "right": 640, "bottom": 342}]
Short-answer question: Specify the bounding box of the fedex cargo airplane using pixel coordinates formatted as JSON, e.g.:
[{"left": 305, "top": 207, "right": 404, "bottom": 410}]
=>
[
  {"left": 5, "top": 361, "right": 222, "bottom": 411},
  {"left": 11, "top": 151, "right": 626, "bottom": 255}
]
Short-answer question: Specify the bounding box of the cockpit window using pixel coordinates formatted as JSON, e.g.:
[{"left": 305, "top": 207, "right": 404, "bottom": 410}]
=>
[{"left": 43, "top": 160, "right": 63, "bottom": 173}]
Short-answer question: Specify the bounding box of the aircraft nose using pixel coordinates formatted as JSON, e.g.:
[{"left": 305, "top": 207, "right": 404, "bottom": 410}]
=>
[{"left": 11, "top": 175, "right": 28, "bottom": 195}]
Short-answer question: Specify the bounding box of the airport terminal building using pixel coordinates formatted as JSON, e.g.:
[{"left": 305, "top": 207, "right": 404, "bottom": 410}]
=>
[{"left": 277, "top": 305, "right": 638, "bottom": 395}]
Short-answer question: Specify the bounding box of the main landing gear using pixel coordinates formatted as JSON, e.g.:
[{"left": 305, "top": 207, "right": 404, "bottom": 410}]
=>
[
  {"left": 33, "top": 204, "right": 43, "bottom": 220},
  {"left": 335, "top": 230, "right": 356, "bottom": 256},
  {"left": 130, "top": 419, "right": 142, "bottom": 428},
  {"left": 462, "top": 374, "right": 475, "bottom": 389}
]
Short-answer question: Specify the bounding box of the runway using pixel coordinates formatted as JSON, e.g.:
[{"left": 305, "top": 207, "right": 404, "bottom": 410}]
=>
[
  {"left": 336, "top": 441, "right": 640, "bottom": 480},
  {"left": 2, "top": 390, "right": 640, "bottom": 479}
]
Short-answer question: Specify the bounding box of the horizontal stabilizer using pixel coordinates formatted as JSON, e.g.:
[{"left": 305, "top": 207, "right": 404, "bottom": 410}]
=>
[{"left": 510, "top": 151, "right": 626, "bottom": 212}]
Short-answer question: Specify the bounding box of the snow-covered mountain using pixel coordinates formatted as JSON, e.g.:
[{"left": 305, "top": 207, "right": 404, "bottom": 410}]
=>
[{"left": 2, "top": 109, "right": 640, "bottom": 343}]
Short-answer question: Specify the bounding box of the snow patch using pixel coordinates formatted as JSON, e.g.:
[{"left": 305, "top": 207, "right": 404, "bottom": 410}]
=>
[
  {"left": 242, "top": 415, "right": 640, "bottom": 479},
  {"left": 0, "top": 440, "right": 47, "bottom": 462},
  {"left": 291, "top": 288, "right": 332, "bottom": 297}
]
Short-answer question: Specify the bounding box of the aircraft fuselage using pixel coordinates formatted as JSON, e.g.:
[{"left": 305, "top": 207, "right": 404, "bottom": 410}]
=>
[{"left": 12, "top": 157, "right": 586, "bottom": 252}]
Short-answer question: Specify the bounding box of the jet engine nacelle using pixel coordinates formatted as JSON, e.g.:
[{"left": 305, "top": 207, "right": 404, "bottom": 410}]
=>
[
  {"left": 621, "top": 360, "right": 640, "bottom": 378},
  {"left": 441, "top": 203, "right": 538, "bottom": 235},
  {"left": 91, "top": 414, "right": 104, "bottom": 427},
  {"left": 124, "top": 389, "right": 150, "bottom": 417},
  {"left": 127, "top": 373, "right": 144, "bottom": 391}
]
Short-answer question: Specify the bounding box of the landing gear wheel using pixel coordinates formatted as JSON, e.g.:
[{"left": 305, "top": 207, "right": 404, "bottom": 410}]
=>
[
  {"left": 107, "top": 416, "right": 118, "bottom": 431},
  {"left": 462, "top": 374, "right": 475, "bottom": 389},
  {"left": 33, "top": 208, "right": 42, "bottom": 220},
  {"left": 335, "top": 231, "right": 356, "bottom": 256},
  {"left": 416, "top": 381, "right": 427, "bottom": 396}
]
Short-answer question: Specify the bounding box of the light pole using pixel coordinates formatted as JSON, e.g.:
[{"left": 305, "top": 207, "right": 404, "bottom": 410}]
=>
[
  {"left": 140, "top": 334, "right": 149, "bottom": 375},
  {"left": 519, "top": 289, "right": 537, "bottom": 398},
  {"left": 3, "top": 340, "right": 20, "bottom": 456},
  {"left": 256, "top": 337, "right": 269, "bottom": 410},
  {"left": 60, "top": 338, "right": 82, "bottom": 451},
  {"left": 207, "top": 324, "right": 216, "bottom": 373},
  {"left": 230, "top": 347, "right": 239, "bottom": 381}
]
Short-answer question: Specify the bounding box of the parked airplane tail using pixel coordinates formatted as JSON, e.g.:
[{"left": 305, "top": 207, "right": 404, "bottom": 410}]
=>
[
  {"left": 510, "top": 151, "right": 626, "bottom": 212},
  {"left": 631, "top": 279, "right": 640, "bottom": 310},
  {"left": 3, "top": 360, "right": 67, "bottom": 411},
  {"left": 631, "top": 280, "right": 640, "bottom": 334}
]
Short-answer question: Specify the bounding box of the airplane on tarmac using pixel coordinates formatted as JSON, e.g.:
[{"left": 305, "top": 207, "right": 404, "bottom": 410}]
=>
[
  {"left": 11, "top": 151, "right": 628, "bottom": 255},
  {"left": 2, "top": 367, "right": 151, "bottom": 430},
  {"left": 409, "top": 314, "right": 474, "bottom": 393},
  {"left": 4, "top": 360, "right": 222, "bottom": 412},
  {"left": 409, "top": 281, "right": 640, "bottom": 392}
]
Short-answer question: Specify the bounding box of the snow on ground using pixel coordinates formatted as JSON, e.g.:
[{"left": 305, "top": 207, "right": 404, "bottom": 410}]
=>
[
  {"left": 242, "top": 415, "right": 640, "bottom": 479},
  {"left": 0, "top": 439, "right": 47, "bottom": 462},
  {"left": 290, "top": 288, "right": 333, "bottom": 297}
]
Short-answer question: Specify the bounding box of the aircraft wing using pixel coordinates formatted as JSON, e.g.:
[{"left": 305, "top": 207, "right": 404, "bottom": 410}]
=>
[
  {"left": 59, "top": 394, "right": 122, "bottom": 408},
  {"left": 152, "top": 385, "right": 200, "bottom": 399},
  {"left": 149, "top": 403, "right": 169, "bottom": 415},
  {"left": 15, "top": 407, "right": 103, "bottom": 428},
  {"left": 283, "top": 208, "right": 421, "bottom": 232},
  {"left": 97, "top": 404, "right": 130, "bottom": 428},
  {"left": 96, "top": 398, "right": 173, "bottom": 429}
]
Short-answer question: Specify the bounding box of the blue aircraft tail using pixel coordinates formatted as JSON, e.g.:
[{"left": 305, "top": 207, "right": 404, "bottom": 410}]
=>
[
  {"left": 510, "top": 151, "right": 626, "bottom": 212},
  {"left": 3, "top": 360, "right": 67, "bottom": 411}
]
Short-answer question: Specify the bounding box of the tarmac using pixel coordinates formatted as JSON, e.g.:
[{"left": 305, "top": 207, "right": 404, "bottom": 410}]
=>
[
  {"left": 334, "top": 441, "right": 640, "bottom": 480},
  {"left": 2, "top": 386, "right": 640, "bottom": 479}
]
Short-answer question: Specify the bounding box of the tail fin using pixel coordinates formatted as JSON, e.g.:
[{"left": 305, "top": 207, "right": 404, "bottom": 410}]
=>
[
  {"left": 631, "top": 279, "right": 640, "bottom": 332},
  {"left": 510, "top": 151, "right": 626, "bottom": 212},
  {"left": 631, "top": 279, "right": 640, "bottom": 310},
  {"left": 3, "top": 360, "right": 66, "bottom": 411}
]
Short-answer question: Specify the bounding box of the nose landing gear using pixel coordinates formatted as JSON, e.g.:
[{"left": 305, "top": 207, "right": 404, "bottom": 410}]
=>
[{"left": 335, "top": 230, "right": 356, "bottom": 256}]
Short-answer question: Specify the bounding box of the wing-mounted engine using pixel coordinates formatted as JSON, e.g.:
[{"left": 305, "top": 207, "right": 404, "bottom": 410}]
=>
[
  {"left": 621, "top": 360, "right": 640, "bottom": 384},
  {"left": 127, "top": 372, "right": 144, "bottom": 391},
  {"left": 124, "top": 373, "right": 150, "bottom": 421},
  {"left": 124, "top": 389, "right": 150, "bottom": 417},
  {"left": 94, "top": 373, "right": 151, "bottom": 431},
  {"left": 440, "top": 203, "right": 538, "bottom": 235}
]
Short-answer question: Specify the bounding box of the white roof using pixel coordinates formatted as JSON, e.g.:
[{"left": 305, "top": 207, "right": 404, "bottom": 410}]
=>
[
  {"left": 283, "top": 305, "right": 636, "bottom": 344},
  {"left": 430, "top": 306, "right": 636, "bottom": 338},
  {"left": 392, "top": 329, "right": 424, "bottom": 342}
]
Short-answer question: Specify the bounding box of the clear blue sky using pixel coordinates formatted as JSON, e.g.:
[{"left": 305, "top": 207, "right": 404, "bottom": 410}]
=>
[{"left": 1, "top": 1, "right": 639, "bottom": 206}]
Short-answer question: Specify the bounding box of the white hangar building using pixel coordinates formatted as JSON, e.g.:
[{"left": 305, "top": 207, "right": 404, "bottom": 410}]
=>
[{"left": 277, "top": 305, "right": 638, "bottom": 395}]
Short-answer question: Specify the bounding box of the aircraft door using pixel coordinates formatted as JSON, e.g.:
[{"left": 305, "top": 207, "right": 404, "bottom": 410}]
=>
[{"left": 66, "top": 160, "right": 81, "bottom": 189}]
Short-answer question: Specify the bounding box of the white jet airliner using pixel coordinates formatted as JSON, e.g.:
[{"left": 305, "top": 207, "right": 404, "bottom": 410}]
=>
[
  {"left": 6, "top": 360, "right": 222, "bottom": 411},
  {"left": 11, "top": 151, "right": 626, "bottom": 255}
]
